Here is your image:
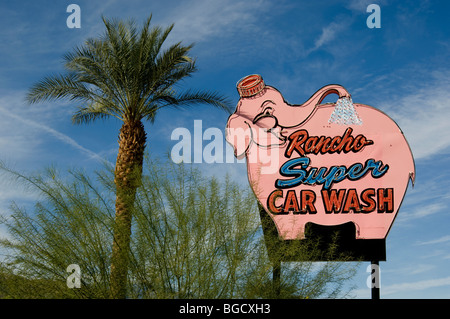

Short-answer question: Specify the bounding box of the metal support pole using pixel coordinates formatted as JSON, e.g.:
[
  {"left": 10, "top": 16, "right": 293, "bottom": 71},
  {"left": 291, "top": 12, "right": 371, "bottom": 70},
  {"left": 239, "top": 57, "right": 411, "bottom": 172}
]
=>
[
  {"left": 272, "top": 260, "right": 281, "bottom": 298},
  {"left": 371, "top": 260, "right": 380, "bottom": 299}
]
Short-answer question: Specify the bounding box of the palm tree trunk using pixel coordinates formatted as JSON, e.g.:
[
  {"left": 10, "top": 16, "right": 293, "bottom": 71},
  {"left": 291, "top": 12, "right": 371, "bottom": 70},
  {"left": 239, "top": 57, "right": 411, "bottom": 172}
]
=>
[{"left": 110, "top": 120, "right": 146, "bottom": 299}]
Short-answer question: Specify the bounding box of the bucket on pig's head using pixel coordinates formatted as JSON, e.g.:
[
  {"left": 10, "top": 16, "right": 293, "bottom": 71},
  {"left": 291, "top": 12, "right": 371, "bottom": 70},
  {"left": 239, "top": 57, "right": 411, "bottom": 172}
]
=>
[{"left": 237, "top": 74, "right": 266, "bottom": 98}]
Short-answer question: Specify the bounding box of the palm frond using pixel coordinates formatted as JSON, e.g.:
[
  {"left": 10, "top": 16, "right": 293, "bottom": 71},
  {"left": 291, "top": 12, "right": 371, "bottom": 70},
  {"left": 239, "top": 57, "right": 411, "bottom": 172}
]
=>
[
  {"left": 143, "top": 89, "right": 232, "bottom": 121},
  {"left": 27, "top": 14, "right": 231, "bottom": 124},
  {"left": 26, "top": 73, "right": 91, "bottom": 104},
  {"left": 174, "top": 90, "right": 233, "bottom": 114},
  {"left": 72, "top": 102, "right": 122, "bottom": 125}
]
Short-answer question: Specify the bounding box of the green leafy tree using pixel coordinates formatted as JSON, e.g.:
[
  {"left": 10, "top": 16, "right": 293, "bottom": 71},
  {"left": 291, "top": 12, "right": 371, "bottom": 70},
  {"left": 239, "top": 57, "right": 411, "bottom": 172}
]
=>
[
  {"left": 26, "top": 15, "right": 230, "bottom": 298},
  {"left": 0, "top": 159, "right": 359, "bottom": 299}
]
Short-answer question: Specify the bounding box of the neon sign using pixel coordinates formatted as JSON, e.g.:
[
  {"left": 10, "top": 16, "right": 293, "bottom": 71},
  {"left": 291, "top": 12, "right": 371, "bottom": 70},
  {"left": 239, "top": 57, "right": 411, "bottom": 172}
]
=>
[{"left": 226, "top": 74, "right": 415, "bottom": 240}]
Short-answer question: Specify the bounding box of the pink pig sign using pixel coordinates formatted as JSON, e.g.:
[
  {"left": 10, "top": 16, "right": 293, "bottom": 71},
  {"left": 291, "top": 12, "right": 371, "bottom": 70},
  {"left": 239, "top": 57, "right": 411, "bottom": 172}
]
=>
[{"left": 226, "top": 74, "right": 415, "bottom": 240}]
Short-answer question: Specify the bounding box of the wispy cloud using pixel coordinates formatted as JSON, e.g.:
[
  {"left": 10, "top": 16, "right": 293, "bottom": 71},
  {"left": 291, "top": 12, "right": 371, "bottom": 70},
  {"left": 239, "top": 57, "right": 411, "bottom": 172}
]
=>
[
  {"left": 383, "top": 276, "right": 450, "bottom": 297},
  {"left": 353, "top": 275, "right": 450, "bottom": 298},
  {"left": 417, "top": 235, "right": 450, "bottom": 246},
  {"left": 166, "top": 0, "right": 270, "bottom": 43},
  {"left": 346, "top": 0, "right": 387, "bottom": 12},
  {"left": 397, "top": 202, "right": 446, "bottom": 223},
  {"left": 402, "top": 264, "right": 436, "bottom": 275},
  {"left": 0, "top": 105, "right": 112, "bottom": 165},
  {"left": 310, "top": 20, "right": 349, "bottom": 53},
  {"left": 365, "top": 69, "right": 450, "bottom": 161},
  {"left": 0, "top": 91, "right": 112, "bottom": 166}
]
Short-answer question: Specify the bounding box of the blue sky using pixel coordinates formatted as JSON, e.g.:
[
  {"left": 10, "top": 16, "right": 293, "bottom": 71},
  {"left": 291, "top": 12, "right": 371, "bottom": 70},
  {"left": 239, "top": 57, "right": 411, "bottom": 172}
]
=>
[{"left": 0, "top": 0, "right": 449, "bottom": 298}]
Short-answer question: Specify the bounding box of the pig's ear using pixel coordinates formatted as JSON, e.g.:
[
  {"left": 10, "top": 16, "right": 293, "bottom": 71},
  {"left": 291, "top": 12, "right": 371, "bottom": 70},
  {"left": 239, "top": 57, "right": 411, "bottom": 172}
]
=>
[{"left": 226, "top": 114, "right": 253, "bottom": 159}]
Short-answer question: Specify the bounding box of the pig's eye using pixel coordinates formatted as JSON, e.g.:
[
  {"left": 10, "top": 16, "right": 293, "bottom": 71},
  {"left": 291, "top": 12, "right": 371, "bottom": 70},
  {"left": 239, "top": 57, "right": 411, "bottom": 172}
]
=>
[
  {"left": 263, "top": 107, "right": 273, "bottom": 115},
  {"left": 253, "top": 106, "right": 276, "bottom": 125}
]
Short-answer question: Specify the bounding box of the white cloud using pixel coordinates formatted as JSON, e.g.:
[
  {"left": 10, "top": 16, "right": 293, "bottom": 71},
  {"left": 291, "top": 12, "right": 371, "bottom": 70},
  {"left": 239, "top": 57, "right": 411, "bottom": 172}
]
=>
[
  {"left": 383, "top": 276, "right": 450, "bottom": 296},
  {"left": 0, "top": 91, "right": 113, "bottom": 171},
  {"left": 374, "top": 70, "right": 450, "bottom": 161},
  {"left": 353, "top": 275, "right": 450, "bottom": 298},
  {"left": 397, "top": 202, "right": 446, "bottom": 223},
  {"left": 417, "top": 235, "right": 450, "bottom": 246},
  {"left": 347, "top": 0, "right": 387, "bottom": 12},
  {"left": 398, "top": 264, "right": 436, "bottom": 276},
  {"left": 167, "top": 0, "right": 270, "bottom": 43},
  {"left": 0, "top": 110, "right": 108, "bottom": 166},
  {"left": 312, "top": 21, "right": 347, "bottom": 51},
  {"left": 305, "top": 15, "right": 353, "bottom": 57},
  {"left": 0, "top": 107, "right": 108, "bottom": 164}
]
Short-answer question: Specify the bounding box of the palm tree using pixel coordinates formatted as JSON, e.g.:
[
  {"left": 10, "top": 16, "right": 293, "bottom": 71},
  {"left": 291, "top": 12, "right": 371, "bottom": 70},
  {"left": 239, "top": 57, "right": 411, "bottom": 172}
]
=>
[{"left": 26, "top": 15, "right": 231, "bottom": 298}]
